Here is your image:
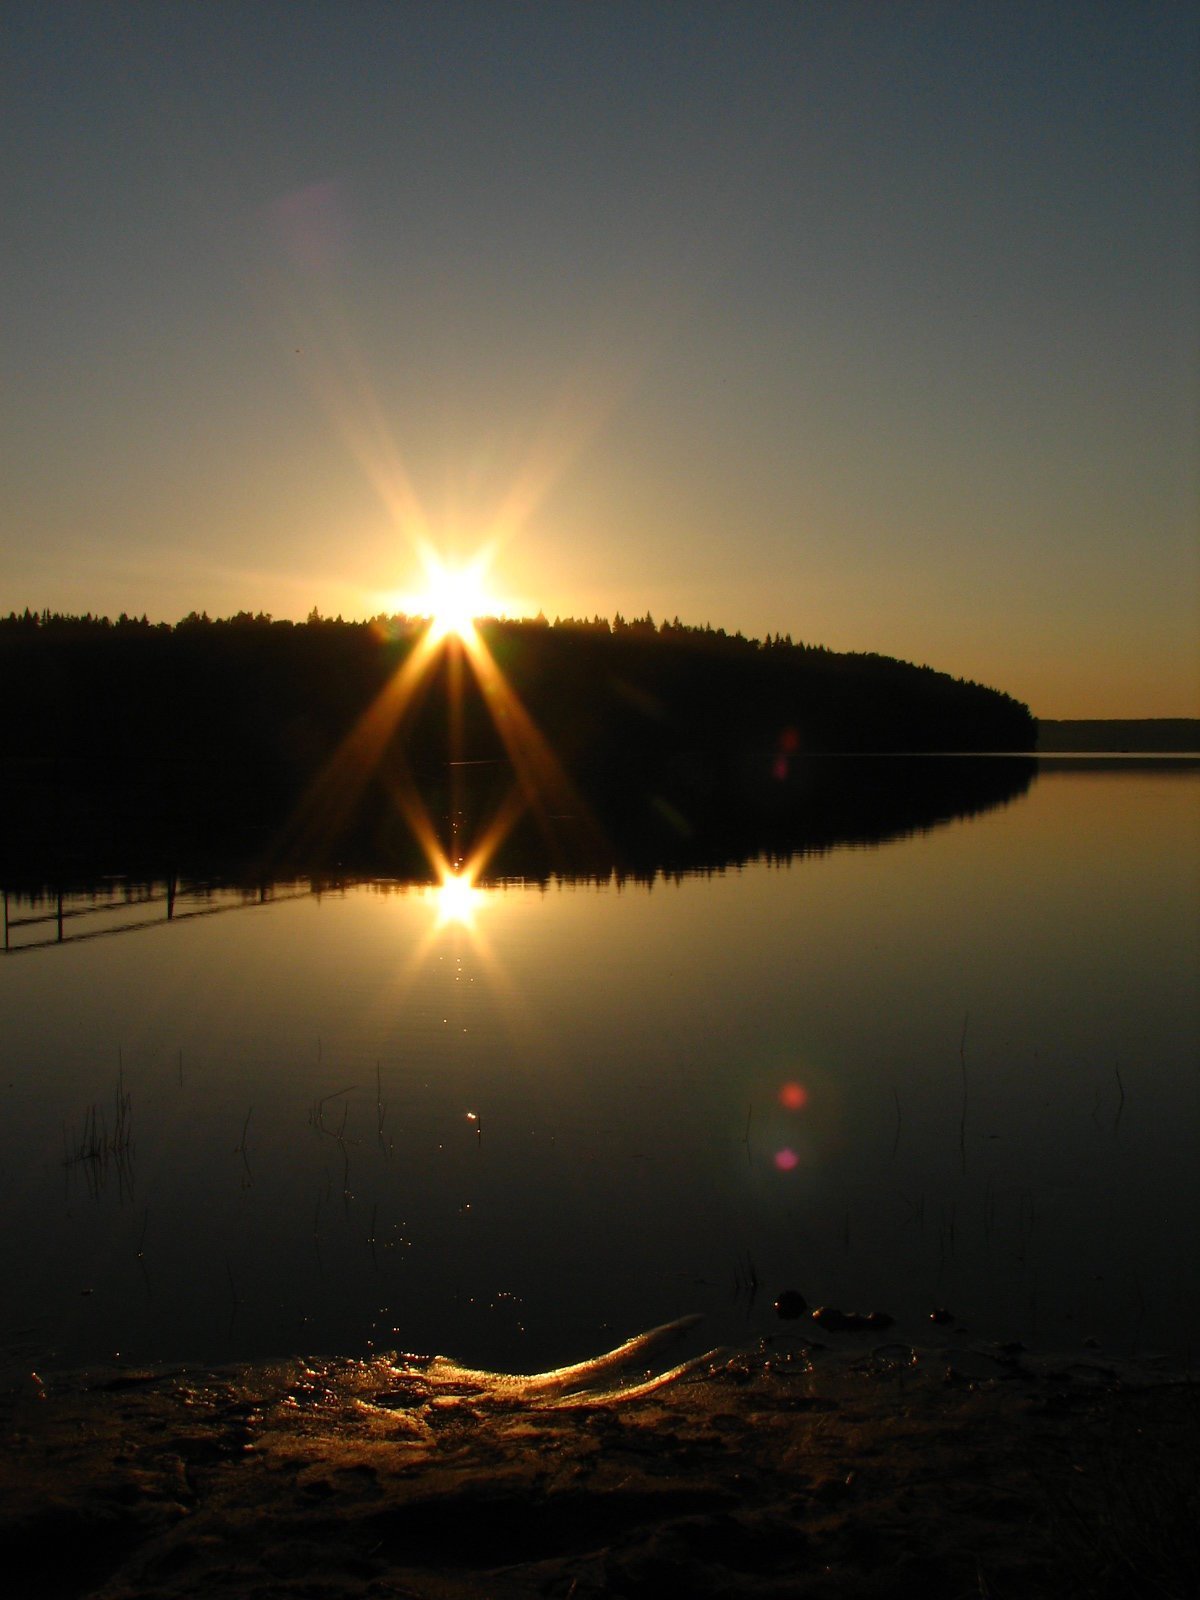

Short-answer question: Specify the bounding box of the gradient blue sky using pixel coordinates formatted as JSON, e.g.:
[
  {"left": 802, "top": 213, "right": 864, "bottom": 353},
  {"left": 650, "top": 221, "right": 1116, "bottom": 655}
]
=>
[{"left": 3, "top": 1, "right": 1197, "bottom": 715}]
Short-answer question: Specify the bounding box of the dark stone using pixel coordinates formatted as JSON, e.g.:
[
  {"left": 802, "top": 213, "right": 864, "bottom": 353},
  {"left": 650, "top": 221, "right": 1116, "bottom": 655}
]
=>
[{"left": 774, "top": 1290, "right": 808, "bottom": 1320}]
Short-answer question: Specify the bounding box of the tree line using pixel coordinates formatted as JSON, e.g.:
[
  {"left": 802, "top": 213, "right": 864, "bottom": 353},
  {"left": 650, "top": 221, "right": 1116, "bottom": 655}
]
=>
[
  {"left": 0, "top": 606, "right": 1034, "bottom": 761},
  {"left": 0, "top": 607, "right": 1035, "bottom": 878}
]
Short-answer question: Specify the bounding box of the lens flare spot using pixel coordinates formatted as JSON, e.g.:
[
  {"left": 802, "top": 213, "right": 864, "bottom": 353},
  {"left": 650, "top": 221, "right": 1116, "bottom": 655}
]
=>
[
  {"left": 774, "top": 1147, "right": 800, "bottom": 1172},
  {"left": 779, "top": 1082, "right": 808, "bottom": 1111}
]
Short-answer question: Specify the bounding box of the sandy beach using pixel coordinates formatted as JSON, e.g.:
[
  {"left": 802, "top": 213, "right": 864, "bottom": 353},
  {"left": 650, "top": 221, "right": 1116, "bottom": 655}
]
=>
[{"left": 2, "top": 1321, "right": 1196, "bottom": 1600}]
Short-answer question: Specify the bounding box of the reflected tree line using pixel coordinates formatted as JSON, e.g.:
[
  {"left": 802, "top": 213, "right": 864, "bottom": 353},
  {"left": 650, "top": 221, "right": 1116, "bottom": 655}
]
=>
[{"left": 0, "top": 609, "right": 1035, "bottom": 888}]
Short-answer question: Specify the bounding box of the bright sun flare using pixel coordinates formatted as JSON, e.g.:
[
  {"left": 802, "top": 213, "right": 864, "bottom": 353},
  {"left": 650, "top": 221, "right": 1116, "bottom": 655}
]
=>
[{"left": 423, "top": 557, "right": 491, "bottom": 642}]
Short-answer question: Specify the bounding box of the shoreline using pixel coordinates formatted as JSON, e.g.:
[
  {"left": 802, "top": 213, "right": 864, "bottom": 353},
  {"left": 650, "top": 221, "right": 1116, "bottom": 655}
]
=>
[{"left": 3, "top": 1330, "right": 1196, "bottom": 1599}]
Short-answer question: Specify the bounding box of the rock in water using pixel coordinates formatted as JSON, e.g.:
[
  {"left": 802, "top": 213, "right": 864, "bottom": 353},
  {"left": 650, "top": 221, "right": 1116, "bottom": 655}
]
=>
[{"left": 774, "top": 1290, "right": 808, "bottom": 1320}]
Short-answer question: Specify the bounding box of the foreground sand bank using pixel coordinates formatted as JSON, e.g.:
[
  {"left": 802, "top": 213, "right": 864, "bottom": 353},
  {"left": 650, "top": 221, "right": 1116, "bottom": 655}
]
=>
[{"left": 2, "top": 1331, "right": 1196, "bottom": 1600}]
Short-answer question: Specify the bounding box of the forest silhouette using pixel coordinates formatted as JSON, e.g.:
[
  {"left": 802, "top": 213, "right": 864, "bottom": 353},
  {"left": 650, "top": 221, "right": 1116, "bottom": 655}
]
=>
[{"left": 0, "top": 608, "right": 1035, "bottom": 885}]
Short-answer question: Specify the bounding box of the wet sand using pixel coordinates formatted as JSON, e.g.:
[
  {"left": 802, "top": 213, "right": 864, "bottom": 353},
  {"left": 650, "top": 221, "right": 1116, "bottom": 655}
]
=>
[{"left": 1, "top": 1328, "right": 1196, "bottom": 1599}]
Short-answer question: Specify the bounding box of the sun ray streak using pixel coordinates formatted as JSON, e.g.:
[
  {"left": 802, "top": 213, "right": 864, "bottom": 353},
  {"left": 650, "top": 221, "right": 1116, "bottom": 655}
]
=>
[
  {"left": 272, "top": 628, "right": 441, "bottom": 864},
  {"left": 273, "top": 589, "right": 606, "bottom": 896},
  {"left": 458, "top": 627, "right": 606, "bottom": 861}
]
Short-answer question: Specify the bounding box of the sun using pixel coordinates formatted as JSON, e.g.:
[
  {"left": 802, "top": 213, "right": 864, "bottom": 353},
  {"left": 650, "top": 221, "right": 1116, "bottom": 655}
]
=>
[
  {"left": 422, "top": 555, "right": 492, "bottom": 643},
  {"left": 374, "top": 542, "right": 522, "bottom": 645},
  {"left": 435, "top": 870, "right": 481, "bottom": 927}
]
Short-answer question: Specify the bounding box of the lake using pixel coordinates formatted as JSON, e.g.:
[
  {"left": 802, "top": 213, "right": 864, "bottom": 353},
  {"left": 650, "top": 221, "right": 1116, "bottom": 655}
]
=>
[{"left": 1, "top": 758, "right": 1196, "bottom": 1379}]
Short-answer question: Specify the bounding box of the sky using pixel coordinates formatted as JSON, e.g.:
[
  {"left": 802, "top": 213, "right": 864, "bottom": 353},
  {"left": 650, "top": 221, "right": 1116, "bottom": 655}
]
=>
[{"left": 3, "top": 1, "right": 1197, "bottom": 717}]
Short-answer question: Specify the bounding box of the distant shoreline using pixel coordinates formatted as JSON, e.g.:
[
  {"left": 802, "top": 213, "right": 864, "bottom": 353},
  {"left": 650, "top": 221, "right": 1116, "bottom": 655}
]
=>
[{"left": 1037, "top": 718, "right": 1200, "bottom": 753}]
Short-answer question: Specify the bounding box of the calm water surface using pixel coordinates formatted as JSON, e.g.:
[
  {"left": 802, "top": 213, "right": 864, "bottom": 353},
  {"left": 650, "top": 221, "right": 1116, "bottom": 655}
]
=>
[{"left": 1, "top": 762, "right": 1196, "bottom": 1375}]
